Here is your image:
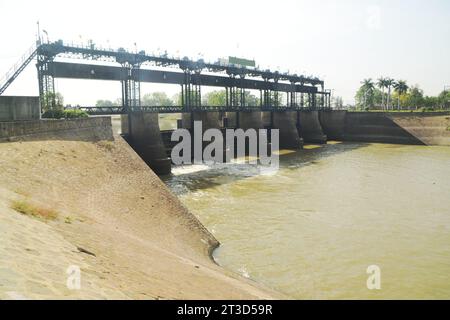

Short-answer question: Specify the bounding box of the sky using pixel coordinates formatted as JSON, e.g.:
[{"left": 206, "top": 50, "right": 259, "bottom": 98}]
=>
[{"left": 0, "top": 0, "right": 449, "bottom": 105}]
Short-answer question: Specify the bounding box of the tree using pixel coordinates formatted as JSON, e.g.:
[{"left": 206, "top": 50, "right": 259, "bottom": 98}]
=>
[
  {"left": 438, "top": 90, "right": 450, "bottom": 109},
  {"left": 267, "top": 91, "right": 282, "bottom": 107},
  {"left": 384, "top": 78, "right": 395, "bottom": 110},
  {"left": 172, "top": 93, "right": 181, "bottom": 105},
  {"left": 393, "top": 80, "right": 408, "bottom": 110},
  {"left": 356, "top": 79, "right": 375, "bottom": 109},
  {"left": 333, "top": 96, "right": 344, "bottom": 109},
  {"left": 406, "top": 86, "right": 424, "bottom": 109},
  {"left": 362, "top": 78, "right": 375, "bottom": 108},
  {"left": 423, "top": 96, "right": 439, "bottom": 109},
  {"left": 142, "top": 92, "right": 173, "bottom": 106},
  {"left": 41, "top": 92, "right": 64, "bottom": 112},
  {"left": 202, "top": 89, "right": 260, "bottom": 107},
  {"left": 95, "top": 99, "right": 119, "bottom": 107},
  {"left": 377, "top": 77, "right": 389, "bottom": 110},
  {"left": 202, "top": 90, "right": 226, "bottom": 106},
  {"left": 244, "top": 91, "right": 260, "bottom": 106}
]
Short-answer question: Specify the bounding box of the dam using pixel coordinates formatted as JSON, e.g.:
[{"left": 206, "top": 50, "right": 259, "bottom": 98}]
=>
[{"left": 1, "top": 37, "right": 450, "bottom": 300}]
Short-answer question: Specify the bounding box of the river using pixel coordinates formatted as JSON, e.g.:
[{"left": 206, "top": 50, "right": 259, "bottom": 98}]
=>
[{"left": 164, "top": 141, "right": 450, "bottom": 299}]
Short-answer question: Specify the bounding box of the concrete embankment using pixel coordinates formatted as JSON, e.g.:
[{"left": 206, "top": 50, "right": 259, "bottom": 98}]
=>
[
  {"left": 319, "top": 111, "right": 450, "bottom": 146},
  {"left": 388, "top": 113, "right": 450, "bottom": 146},
  {"left": 0, "top": 117, "right": 279, "bottom": 299}
]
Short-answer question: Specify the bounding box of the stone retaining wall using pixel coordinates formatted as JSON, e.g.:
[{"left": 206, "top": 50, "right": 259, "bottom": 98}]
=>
[{"left": 0, "top": 117, "right": 113, "bottom": 141}]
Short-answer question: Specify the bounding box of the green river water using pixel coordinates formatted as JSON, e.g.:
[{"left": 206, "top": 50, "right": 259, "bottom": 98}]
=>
[{"left": 164, "top": 141, "right": 450, "bottom": 299}]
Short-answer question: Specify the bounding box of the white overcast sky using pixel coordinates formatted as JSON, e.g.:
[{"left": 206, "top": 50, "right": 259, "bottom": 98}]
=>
[{"left": 0, "top": 0, "right": 449, "bottom": 105}]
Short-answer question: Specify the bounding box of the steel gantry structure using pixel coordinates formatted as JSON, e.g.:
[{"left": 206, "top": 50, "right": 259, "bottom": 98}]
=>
[{"left": 1, "top": 39, "right": 332, "bottom": 114}]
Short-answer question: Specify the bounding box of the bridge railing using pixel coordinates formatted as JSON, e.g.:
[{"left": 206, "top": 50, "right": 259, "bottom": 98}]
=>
[
  {"left": 0, "top": 43, "right": 38, "bottom": 95},
  {"left": 79, "top": 105, "right": 331, "bottom": 115}
]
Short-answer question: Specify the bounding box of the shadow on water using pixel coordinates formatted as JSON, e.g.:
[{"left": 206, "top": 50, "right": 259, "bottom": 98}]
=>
[{"left": 161, "top": 141, "right": 370, "bottom": 196}]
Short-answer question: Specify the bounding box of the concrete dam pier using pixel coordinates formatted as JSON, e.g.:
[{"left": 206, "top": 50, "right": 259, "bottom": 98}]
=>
[
  {"left": 126, "top": 110, "right": 316, "bottom": 174},
  {"left": 121, "top": 110, "right": 450, "bottom": 176},
  {"left": 298, "top": 111, "right": 327, "bottom": 144},
  {"left": 121, "top": 112, "right": 172, "bottom": 175},
  {"left": 271, "top": 111, "right": 304, "bottom": 149}
]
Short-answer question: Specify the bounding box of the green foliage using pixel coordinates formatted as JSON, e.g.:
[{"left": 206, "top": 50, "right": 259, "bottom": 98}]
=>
[
  {"left": 42, "top": 109, "right": 65, "bottom": 119},
  {"left": 405, "top": 86, "right": 424, "bottom": 109},
  {"left": 203, "top": 90, "right": 226, "bottom": 106},
  {"left": 438, "top": 90, "right": 450, "bottom": 109},
  {"left": 95, "top": 99, "right": 120, "bottom": 107},
  {"left": 355, "top": 86, "right": 382, "bottom": 110},
  {"left": 267, "top": 91, "right": 282, "bottom": 106},
  {"left": 355, "top": 78, "right": 377, "bottom": 109},
  {"left": 96, "top": 140, "right": 115, "bottom": 151},
  {"left": 356, "top": 77, "right": 450, "bottom": 110},
  {"left": 41, "top": 92, "right": 64, "bottom": 112},
  {"left": 204, "top": 90, "right": 260, "bottom": 106},
  {"left": 333, "top": 96, "right": 344, "bottom": 109},
  {"left": 245, "top": 91, "right": 260, "bottom": 106},
  {"left": 142, "top": 92, "right": 173, "bottom": 106},
  {"left": 42, "top": 109, "right": 88, "bottom": 119},
  {"left": 63, "top": 109, "right": 89, "bottom": 118},
  {"left": 11, "top": 200, "right": 58, "bottom": 221},
  {"left": 172, "top": 93, "right": 182, "bottom": 105}
]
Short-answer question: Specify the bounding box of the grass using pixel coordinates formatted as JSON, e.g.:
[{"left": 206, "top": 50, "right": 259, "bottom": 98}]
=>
[
  {"left": 348, "top": 108, "right": 450, "bottom": 113},
  {"left": 64, "top": 216, "right": 73, "bottom": 224},
  {"left": 96, "top": 140, "right": 115, "bottom": 151},
  {"left": 11, "top": 200, "right": 58, "bottom": 221}
]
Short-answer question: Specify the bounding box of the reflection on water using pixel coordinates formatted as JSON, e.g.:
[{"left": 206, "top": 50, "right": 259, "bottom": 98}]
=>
[{"left": 163, "top": 142, "right": 450, "bottom": 299}]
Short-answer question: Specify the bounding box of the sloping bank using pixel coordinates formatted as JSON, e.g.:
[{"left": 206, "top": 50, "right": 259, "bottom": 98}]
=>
[
  {"left": 319, "top": 111, "right": 450, "bottom": 146},
  {"left": 0, "top": 117, "right": 280, "bottom": 299}
]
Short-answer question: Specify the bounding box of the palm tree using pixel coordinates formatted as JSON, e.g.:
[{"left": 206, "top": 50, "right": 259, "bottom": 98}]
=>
[
  {"left": 385, "top": 78, "right": 395, "bottom": 110},
  {"left": 361, "top": 78, "right": 375, "bottom": 109},
  {"left": 393, "top": 80, "right": 409, "bottom": 110},
  {"left": 377, "top": 77, "right": 387, "bottom": 110}
]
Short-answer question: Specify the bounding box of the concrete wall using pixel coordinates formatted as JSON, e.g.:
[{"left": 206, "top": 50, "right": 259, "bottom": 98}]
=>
[
  {"left": 272, "top": 111, "right": 303, "bottom": 149},
  {"left": 298, "top": 111, "right": 327, "bottom": 144},
  {"left": 224, "top": 112, "right": 237, "bottom": 127},
  {"left": 319, "top": 110, "right": 346, "bottom": 140},
  {"left": 181, "top": 112, "right": 222, "bottom": 130},
  {"left": 223, "top": 112, "right": 267, "bottom": 130},
  {"left": 261, "top": 111, "right": 271, "bottom": 128},
  {"left": 0, "top": 96, "right": 40, "bottom": 121},
  {"left": 122, "top": 112, "right": 171, "bottom": 175},
  {"left": 238, "top": 112, "right": 264, "bottom": 130},
  {"left": 0, "top": 117, "right": 112, "bottom": 141}
]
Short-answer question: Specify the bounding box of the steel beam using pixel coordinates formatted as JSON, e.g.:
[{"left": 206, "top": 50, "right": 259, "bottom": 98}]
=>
[{"left": 47, "top": 62, "right": 318, "bottom": 94}]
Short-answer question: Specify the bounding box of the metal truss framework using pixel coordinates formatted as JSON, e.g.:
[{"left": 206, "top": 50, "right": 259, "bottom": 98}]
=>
[
  {"left": 35, "top": 40, "right": 332, "bottom": 113},
  {"left": 78, "top": 105, "right": 332, "bottom": 116}
]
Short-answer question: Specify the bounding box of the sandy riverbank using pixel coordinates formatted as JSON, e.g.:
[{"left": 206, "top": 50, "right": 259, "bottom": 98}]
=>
[{"left": 0, "top": 120, "right": 280, "bottom": 299}]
